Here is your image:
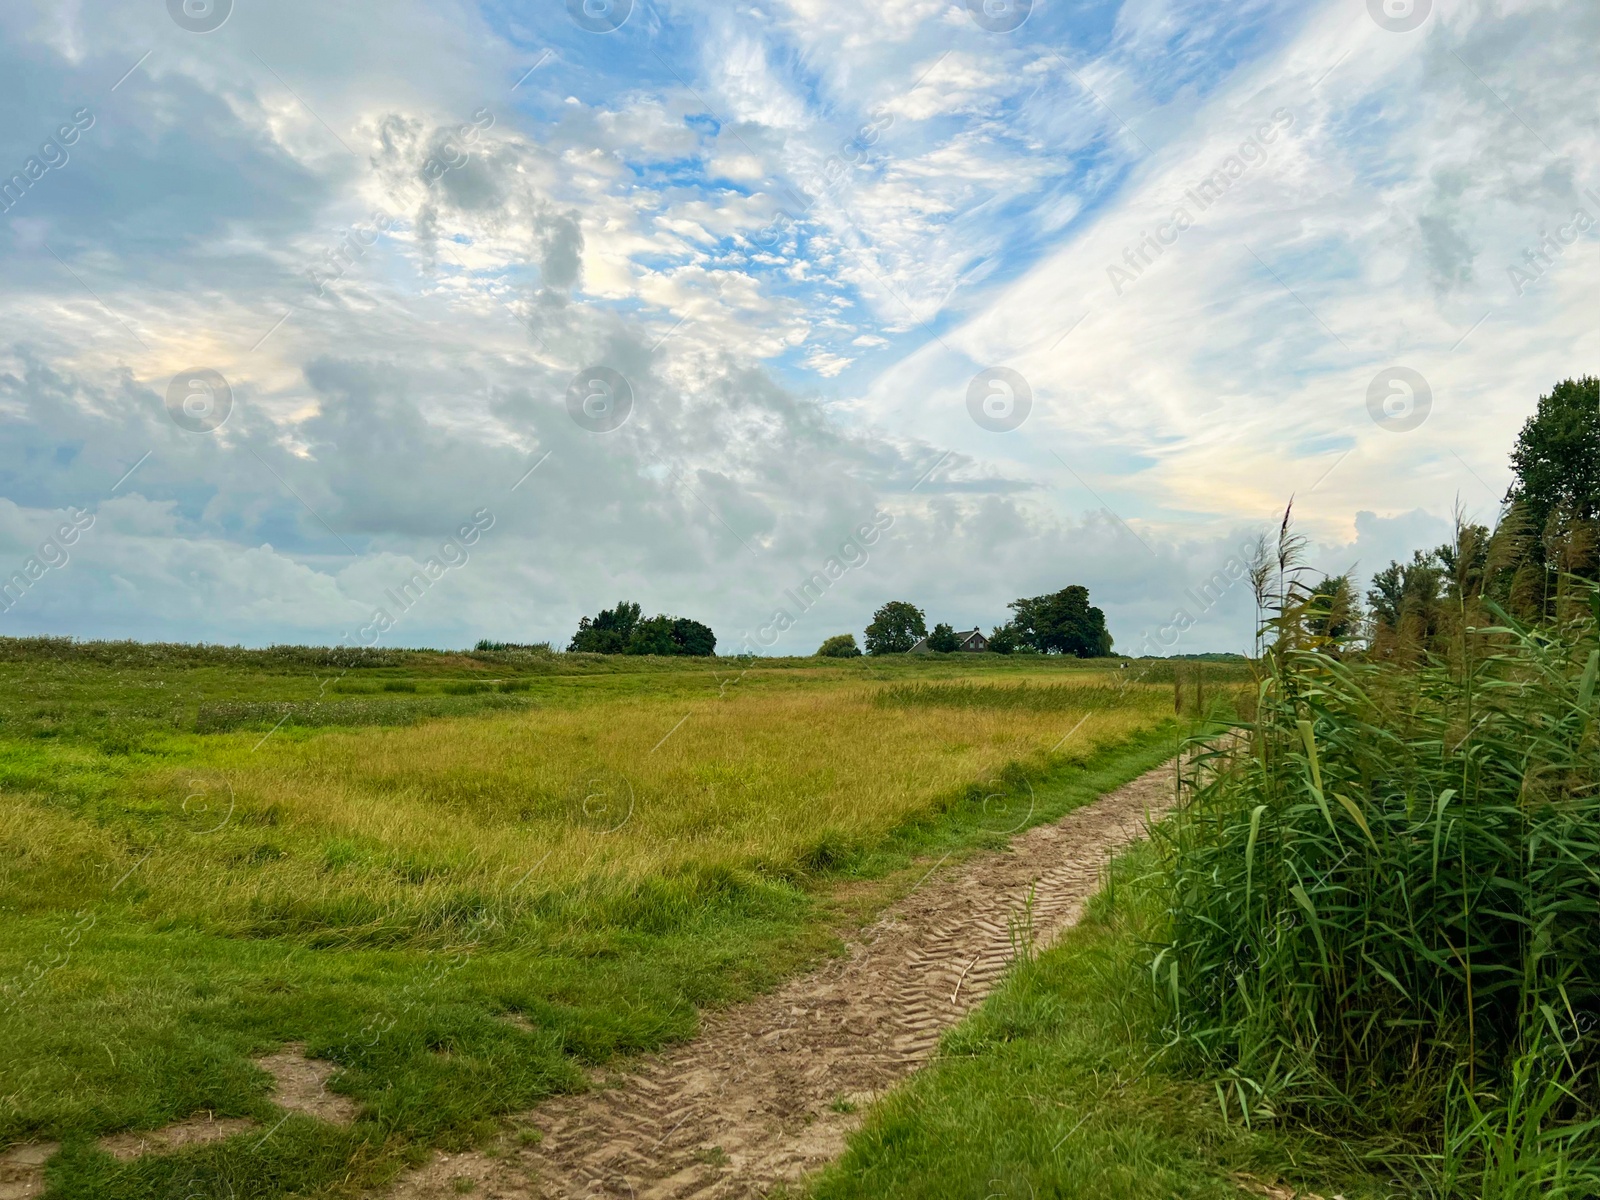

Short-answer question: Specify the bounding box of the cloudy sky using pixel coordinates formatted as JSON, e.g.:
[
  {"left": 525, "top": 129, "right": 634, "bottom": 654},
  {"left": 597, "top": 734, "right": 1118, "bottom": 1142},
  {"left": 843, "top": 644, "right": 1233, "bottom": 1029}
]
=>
[{"left": 0, "top": 0, "right": 1593, "bottom": 656}]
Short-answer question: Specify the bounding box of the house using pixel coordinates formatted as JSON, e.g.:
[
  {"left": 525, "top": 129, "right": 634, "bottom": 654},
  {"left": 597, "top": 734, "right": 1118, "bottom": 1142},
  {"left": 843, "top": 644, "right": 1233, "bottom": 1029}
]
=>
[{"left": 907, "top": 628, "right": 989, "bottom": 653}]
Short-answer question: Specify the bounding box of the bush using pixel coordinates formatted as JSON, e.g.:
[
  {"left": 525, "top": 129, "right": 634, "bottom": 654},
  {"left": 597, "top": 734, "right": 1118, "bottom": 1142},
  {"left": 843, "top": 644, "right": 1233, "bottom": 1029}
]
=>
[
  {"left": 0, "top": 637, "right": 419, "bottom": 670},
  {"left": 816, "top": 634, "right": 861, "bottom": 658}
]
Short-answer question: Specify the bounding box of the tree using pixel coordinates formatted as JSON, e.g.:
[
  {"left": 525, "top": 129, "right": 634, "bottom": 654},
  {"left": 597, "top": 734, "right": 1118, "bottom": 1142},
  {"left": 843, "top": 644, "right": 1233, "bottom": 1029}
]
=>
[
  {"left": 1503, "top": 377, "right": 1600, "bottom": 586},
  {"left": 864, "top": 601, "right": 926, "bottom": 655},
  {"left": 623, "top": 614, "right": 675, "bottom": 655},
  {"left": 568, "top": 600, "right": 641, "bottom": 653},
  {"left": 669, "top": 618, "right": 717, "bottom": 657},
  {"left": 1306, "top": 574, "right": 1359, "bottom": 642},
  {"left": 1007, "top": 586, "right": 1112, "bottom": 657},
  {"left": 816, "top": 633, "right": 862, "bottom": 657},
  {"left": 926, "top": 623, "right": 959, "bottom": 652},
  {"left": 569, "top": 602, "right": 715, "bottom": 656},
  {"left": 988, "top": 623, "right": 1018, "bottom": 655},
  {"left": 1435, "top": 524, "right": 1491, "bottom": 601},
  {"left": 1366, "top": 551, "right": 1444, "bottom": 656},
  {"left": 1506, "top": 376, "right": 1600, "bottom": 534}
]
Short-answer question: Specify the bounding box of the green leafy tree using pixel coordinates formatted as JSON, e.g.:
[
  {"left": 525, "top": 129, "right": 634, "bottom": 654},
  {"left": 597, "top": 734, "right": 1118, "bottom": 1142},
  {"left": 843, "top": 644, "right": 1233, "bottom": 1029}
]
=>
[
  {"left": 568, "top": 601, "right": 641, "bottom": 653},
  {"left": 669, "top": 618, "right": 717, "bottom": 657},
  {"left": 926, "top": 623, "right": 959, "bottom": 652},
  {"left": 1435, "top": 523, "right": 1492, "bottom": 601},
  {"left": 1506, "top": 376, "right": 1600, "bottom": 534},
  {"left": 1366, "top": 551, "right": 1445, "bottom": 656},
  {"left": 864, "top": 601, "right": 926, "bottom": 655},
  {"left": 626, "top": 615, "right": 678, "bottom": 656},
  {"left": 1502, "top": 376, "right": 1600, "bottom": 588},
  {"left": 570, "top": 603, "right": 715, "bottom": 656},
  {"left": 1306, "top": 574, "right": 1360, "bottom": 642},
  {"left": 1007, "top": 586, "right": 1112, "bottom": 657},
  {"left": 987, "top": 623, "right": 1018, "bottom": 655},
  {"left": 815, "top": 633, "right": 861, "bottom": 658}
]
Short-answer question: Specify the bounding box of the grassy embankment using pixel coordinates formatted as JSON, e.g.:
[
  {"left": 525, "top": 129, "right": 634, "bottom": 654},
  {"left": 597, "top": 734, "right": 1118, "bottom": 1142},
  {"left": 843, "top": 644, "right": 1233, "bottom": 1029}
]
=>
[{"left": 0, "top": 640, "right": 1205, "bottom": 1199}]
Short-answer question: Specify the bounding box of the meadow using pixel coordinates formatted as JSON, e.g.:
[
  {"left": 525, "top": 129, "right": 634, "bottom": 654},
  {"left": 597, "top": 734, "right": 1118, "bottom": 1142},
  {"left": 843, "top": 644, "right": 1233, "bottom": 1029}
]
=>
[{"left": 0, "top": 640, "right": 1198, "bottom": 1199}]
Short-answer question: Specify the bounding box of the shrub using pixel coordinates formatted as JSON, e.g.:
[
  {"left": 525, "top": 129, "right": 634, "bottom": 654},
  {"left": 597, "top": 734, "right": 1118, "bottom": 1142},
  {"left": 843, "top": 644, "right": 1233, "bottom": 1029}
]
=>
[
  {"left": 0, "top": 637, "right": 418, "bottom": 670},
  {"left": 816, "top": 634, "right": 861, "bottom": 658}
]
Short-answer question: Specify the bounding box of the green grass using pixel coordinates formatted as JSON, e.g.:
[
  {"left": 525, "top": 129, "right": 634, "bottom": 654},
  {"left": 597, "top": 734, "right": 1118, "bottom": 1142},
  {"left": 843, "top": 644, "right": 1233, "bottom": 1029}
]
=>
[
  {"left": 877, "top": 679, "right": 1171, "bottom": 712},
  {"left": 808, "top": 839, "right": 1390, "bottom": 1200},
  {"left": 0, "top": 638, "right": 1148, "bottom": 750},
  {"left": 0, "top": 641, "right": 1182, "bottom": 1199}
]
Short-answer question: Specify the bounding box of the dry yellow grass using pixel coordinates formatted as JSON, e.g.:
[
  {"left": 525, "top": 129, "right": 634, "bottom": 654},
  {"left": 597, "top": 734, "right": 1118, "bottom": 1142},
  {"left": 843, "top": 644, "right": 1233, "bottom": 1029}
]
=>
[{"left": 105, "top": 667, "right": 1172, "bottom": 942}]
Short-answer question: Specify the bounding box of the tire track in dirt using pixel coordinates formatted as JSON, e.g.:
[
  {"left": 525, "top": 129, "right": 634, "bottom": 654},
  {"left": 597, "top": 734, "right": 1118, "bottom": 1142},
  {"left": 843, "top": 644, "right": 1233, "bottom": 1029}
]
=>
[{"left": 384, "top": 760, "right": 1178, "bottom": 1200}]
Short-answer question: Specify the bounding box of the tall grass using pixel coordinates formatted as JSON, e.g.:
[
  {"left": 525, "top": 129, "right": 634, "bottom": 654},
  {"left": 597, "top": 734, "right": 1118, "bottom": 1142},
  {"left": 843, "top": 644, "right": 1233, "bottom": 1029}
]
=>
[
  {"left": 0, "top": 645, "right": 1186, "bottom": 1200},
  {"left": 876, "top": 678, "right": 1161, "bottom": 712},
  {"left": 2, "top": 669, "right": 1174, "bottom": 952},
  {"left": 1156, "top": 526, "right": 1600, "bottom": 1196}
]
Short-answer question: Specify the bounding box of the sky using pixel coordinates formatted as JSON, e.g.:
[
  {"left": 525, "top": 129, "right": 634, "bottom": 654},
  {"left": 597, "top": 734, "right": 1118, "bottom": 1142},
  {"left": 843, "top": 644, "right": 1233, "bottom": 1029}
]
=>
[{"left": 0, "top": 0, "right": 1594, "bottom": 656}]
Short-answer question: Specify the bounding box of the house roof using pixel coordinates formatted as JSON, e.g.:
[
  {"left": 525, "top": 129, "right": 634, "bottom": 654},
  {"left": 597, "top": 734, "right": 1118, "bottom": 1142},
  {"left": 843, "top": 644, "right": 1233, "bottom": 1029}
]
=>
[{"left": 907, "top": 628, "right": 986, "bottom": 653}]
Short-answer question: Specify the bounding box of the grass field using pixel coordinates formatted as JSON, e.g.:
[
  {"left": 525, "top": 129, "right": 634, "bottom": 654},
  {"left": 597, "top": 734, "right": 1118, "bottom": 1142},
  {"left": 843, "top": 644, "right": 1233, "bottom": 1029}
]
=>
[{"left": 0, "top": 641, "right": 1209, "bottom": 1199}]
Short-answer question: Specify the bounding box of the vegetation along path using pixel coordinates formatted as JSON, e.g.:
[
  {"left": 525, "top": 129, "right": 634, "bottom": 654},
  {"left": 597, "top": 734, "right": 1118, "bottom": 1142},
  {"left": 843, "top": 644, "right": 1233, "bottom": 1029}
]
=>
[{"left": 384, "top": 760, "right": 1179, "bottom": 1199}]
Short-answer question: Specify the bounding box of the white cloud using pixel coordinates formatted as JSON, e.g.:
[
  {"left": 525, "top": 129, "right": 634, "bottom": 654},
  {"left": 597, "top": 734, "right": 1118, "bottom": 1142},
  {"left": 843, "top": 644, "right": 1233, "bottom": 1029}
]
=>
[{"left": 0, "top": 0, "right": 1591, "bottom": 654}]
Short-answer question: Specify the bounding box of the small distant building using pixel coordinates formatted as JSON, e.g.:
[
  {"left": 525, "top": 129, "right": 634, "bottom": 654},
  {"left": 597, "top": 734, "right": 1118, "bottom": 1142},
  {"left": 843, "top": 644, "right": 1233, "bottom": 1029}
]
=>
[{"left": 907, "top": 628, "right": 989, "bottom": 654}]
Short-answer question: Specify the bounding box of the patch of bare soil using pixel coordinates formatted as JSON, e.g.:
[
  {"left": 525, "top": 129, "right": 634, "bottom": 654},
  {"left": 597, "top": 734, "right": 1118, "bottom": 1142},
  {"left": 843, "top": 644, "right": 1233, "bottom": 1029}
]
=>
[
  {"left": 0, "top": 1142, "right": 58, "bottom": 1200},
  {"left": 89, "top": 1044, "right": 356, "bottom": 1165},
  {"left": 1236, "top": 1173, "right": 1339, "bottom": 1200},
  {"left": 382, "top": 760, "right": 1179, "bottom": 1199},
  {"left": 256, "top": 1043, "right": 359, "bottom": 1125},
  {"left": 97, "top": 1114, "right": 259, "bottom": 1162}
]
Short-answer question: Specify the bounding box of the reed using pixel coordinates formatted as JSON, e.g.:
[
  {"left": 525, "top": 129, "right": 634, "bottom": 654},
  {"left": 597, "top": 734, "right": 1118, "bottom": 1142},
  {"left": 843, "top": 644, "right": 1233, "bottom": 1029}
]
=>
[{"left": 1156, "top": 525, "right": 1600, "bottom": 1196}]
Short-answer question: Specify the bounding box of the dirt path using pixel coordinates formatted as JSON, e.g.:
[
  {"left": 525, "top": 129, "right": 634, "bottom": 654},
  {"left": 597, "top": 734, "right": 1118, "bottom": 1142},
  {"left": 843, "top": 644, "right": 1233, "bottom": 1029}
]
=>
[{"left": 387, "top": 760, "right": 1178, "bottom": 1200}]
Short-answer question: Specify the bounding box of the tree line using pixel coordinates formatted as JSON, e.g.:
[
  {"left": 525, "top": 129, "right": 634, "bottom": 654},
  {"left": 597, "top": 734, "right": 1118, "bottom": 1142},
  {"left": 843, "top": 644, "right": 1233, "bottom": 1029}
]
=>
[
  {"left": 559, "top": 583, "right": 1114, "bottom": 661},
  {"left": 817, "top": 585, "right": 1113, "bottom": 657},
  {"left": 1285, "top": 375, "right": 1598, "bottom": 659},
  {"left": 567, "top": 601, "right": 716, "bottom": 656}
]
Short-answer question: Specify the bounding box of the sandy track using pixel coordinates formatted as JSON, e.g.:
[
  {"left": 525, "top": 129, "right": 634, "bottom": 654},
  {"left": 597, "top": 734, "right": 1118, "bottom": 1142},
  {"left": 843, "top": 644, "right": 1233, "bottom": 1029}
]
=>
[{"left": 386, "top": 760, "right": 1178, "bottom": 1200}]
